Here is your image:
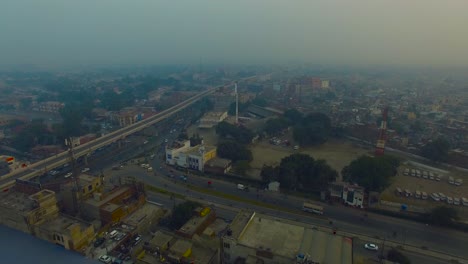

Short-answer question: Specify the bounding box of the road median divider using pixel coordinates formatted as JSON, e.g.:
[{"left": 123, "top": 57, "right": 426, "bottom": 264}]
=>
[{"left": 145, "top": 184, "right": 185, "bottom": 200}]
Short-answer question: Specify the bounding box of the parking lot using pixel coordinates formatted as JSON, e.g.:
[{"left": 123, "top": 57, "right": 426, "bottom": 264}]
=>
[
  {"left": 89, "top": 224, "right": 140, "bottom": 264},
  {"left": 381, "top": 165, "right": 468, "bottom": 217}
]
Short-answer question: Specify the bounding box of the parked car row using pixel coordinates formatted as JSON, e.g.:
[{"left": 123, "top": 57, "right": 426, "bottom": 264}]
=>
[
  {"left": 448, "top": 176, "right": 463, "bottom": 186},
  {"left": 395, "top": 187, "right": 428, "bottom": 199},
  {"left": 395, "top": 187, "right": 468, "bottom": 206},
  {"left": 403, "top": 168, "right": 440, "bottom": 181}
]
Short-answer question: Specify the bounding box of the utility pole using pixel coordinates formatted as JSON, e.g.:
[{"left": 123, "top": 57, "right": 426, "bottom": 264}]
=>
[
  {"left": 65, "top": 137, "right": 80, "bottom": 215},
  {"left": 234, "top": 82, "right": 239, "bottom": 125},
  {"left": 380, "top": 236, "right": 387, "bottom": 263}
]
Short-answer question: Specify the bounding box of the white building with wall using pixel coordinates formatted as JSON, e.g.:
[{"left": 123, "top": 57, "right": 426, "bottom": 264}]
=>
[
  {"left": 165, "top": 140, "right": 191, "bottom": 167},
  {"left": 165, "top": 141, "right": 217, "bottom": 172}
]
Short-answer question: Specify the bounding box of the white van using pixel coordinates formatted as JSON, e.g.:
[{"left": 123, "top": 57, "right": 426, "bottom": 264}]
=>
[
  {"left": 455, "top": 179, "right": 463, "bottom": 186},
  {"left": 421, "top": 192, "right": 428, "bottom": 200},
  {"left": 109, "top": 230, "right": 118, "bottom": 238},
  {"left": 438, "top": 192, "right": 447, "bottom": 201},
  {"left": 403, "top": 168, "right": 410, "bottom": 176},
  {"left": 431, "top": 193, "right": 440, "bottom": 201},
  {"left": 404, "top": 189, "right": 412, "bottom": 197},
  {"left": 415, "top": 191, "right": 421, "bottom": 199},
  {"left": 454, "top": 198, "right": 461, "bottom": 206},
  {"left": 395, "top": 187, "right": 403, "bottom": 196},
  {"left": 447, "top": 197, "right": 453, "bottom": 205},
  {"left": 448, "top": 177, "right": 454, "bottom": 185},
  {"left": 422, "top": 171, "right": 428, "bottom": 179},
  {"left": 237, "top": 184, "right": 245, "bottom": 190},
  {"left": 462, "top": 197, "right": 468, "bottom": 206}
]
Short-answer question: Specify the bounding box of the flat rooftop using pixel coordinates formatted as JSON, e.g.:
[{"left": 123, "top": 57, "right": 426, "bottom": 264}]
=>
[
  {"left": 0, "top": 190, "right": 35, "bottom": 213},
  {"left": 83, "top": 186, "right": 130, "bottom": 208},
  {"left": 149, "top": 230, "right": 174, "bottom": 249},
  {"left": 229, "top": 210, "right": 255, "bottom": 239},
  {"left": 232, "top": 212, "right": 353, "bottom": 263},
  {"left": 78, "top": 174, "right": 97, "bottom": 184},
  {"left": 39, "top": 214, "right": 91, "bottom": 234},
  {"left": 238, "top": 215, "right": 304, "bottom": 258},
  {"left": 170, "top": 239, "right": 192, "bottom": 255},
  {"left": 185, "top": 146, "right": 216, "bottom": 156},
  {"left": 123, "top": 203, "right": 162, "bottom": 227},
  {"left": 178, "top": 208, "right": 213, "bottom": 237},
  {"left": 205, "top": 157, "right": 231, "bottom": 168},
  {"left": 101, "top": 203, "right": 121, "bottom": 213}
]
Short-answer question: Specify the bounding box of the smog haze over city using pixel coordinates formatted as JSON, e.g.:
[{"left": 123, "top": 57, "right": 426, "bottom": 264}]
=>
[
  {"left": 1, "top": 0, "right": 468, "bottom": 68},
  {"left": 1, "top": 1, "right": 468, "bottom": 264}
]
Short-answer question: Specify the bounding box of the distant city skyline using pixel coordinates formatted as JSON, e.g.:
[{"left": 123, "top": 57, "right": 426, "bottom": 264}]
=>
[{"left": 1, "top": 0, "right": 468, "bottom": 68}]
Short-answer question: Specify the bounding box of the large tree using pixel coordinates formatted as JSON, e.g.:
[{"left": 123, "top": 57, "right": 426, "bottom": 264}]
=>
[
  {"left": 217, "top": 141, "right": 253, "bottom": 162},
  {"left": 293, "top": 113, "right": 331, "bottom": 146},
  {"left": 342, "top": 155, "right": 400, "bottom": 192},
  {"left": 216, "top": 121, "right": 254, "bottom": 144},
  {"left": 429, "top": 206, "right": 458, "bottom": 226},
  {"left": 261, "top": 153, "right": 337, "bottom": 191},
  {"left": 283, "top": 108, "right": 303, "bottom": 125},
  {"left": 420, "top": 137, "right": 450, "bottom": 162},
  {"left": 263, "top": 117, "right": 289, "bottom": 136},
  {"left": 170, "top": 201, "right": 201, "bottom": 230},
  {"left": 12, "top": 119, "right": 54, "bottom": 152}
]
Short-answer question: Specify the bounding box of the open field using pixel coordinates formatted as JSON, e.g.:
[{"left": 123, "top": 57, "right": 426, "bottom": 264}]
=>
[{"left": 249, "top": 139, "right": 372, "bottom": 180}]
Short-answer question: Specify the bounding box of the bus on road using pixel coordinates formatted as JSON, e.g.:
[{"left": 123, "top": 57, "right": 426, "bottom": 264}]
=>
[{"left": 302, "top": 202, "right": 324, "bottom": 215}]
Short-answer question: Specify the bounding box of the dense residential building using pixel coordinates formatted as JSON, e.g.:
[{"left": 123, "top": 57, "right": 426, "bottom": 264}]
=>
[
  {"left": 176, "top": 207, "right": 216, "bottom": 239},
  {"left": 34, "top": 214, "right": 95, "bottom": 252},
  {"left": 36, "top": 101, "right": 65, "bottom": 113},
  {"left": 0, "top": 189, "right": 60, "bottom": 234}
]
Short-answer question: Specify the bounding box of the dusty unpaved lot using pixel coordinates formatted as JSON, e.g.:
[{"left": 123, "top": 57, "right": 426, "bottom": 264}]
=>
[
  {"left": 249, "top": 139, "right": 372, "bottom": 180},
  {"left": 381, "top": 166, "right": 468, "bottom": 218}
]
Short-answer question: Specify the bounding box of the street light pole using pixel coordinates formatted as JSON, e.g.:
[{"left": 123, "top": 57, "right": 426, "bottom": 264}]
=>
[{"left": 380, "top": 236, "right": 386, "bottom": 263}]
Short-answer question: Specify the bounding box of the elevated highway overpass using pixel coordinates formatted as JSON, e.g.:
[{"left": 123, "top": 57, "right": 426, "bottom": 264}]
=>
[{"left": 0, "top": 76, "right": 257, "bottom": 191}]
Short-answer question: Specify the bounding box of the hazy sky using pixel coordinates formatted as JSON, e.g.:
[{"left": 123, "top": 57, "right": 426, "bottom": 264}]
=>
[{"left": 1, "top": 0, "right": 468, "bottom": 68}]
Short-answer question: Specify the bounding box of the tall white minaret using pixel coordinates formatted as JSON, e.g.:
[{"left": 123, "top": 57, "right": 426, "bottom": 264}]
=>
[{"left": 235, "top": 82, "right": 239, "bottom": 124}]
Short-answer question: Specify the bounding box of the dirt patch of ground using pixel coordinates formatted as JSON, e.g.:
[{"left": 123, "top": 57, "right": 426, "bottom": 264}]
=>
[{"left": 249, "top": 139, "right": 372, "bottom": 181}]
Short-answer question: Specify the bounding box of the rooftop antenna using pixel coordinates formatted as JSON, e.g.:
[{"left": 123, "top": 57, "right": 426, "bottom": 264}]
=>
[{"left": 235, "top": 82, "right": 239, "bottom": 124}]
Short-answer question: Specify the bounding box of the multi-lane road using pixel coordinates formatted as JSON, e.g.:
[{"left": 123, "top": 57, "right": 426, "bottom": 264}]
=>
[{"left": 0, "top": 76, "right": 258, "bottom": 190}]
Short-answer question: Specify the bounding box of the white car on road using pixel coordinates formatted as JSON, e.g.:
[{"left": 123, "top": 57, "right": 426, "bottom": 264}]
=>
[{"left": 364, "top": 243, "right": 379, "bottom": 251}]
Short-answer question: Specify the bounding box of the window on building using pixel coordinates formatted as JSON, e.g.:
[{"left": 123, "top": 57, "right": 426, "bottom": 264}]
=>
[
  {"left": 224, "top": 252, "right": 230, "bottom": 259},
  {"left": 223, "top": 242, "right": 230, "bottom": 249}
]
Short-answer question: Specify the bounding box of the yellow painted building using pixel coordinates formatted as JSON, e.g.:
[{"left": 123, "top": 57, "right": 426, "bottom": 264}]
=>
[
  {"left": 34, "top": 215, "right": 95, "bottom": 251},
  {"left": 187, "top": 146, "right": 217, "bottom": 172}
]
